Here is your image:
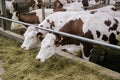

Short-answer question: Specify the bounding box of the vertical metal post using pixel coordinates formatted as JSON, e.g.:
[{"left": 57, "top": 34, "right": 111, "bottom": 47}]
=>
[
  {"left": 42, "top": 0, "right": 45, "bottom": 21},
  {"left": 49, "top": 0, "right": 51, "bottom": 8},
  {"left": 0, "top": 0, "right": 7, "bottom": 30},
  {"left": 105, "top": 0, "right": 110, "bottom": 5}
]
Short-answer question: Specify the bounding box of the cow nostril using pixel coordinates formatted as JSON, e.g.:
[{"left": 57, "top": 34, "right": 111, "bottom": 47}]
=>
[{"left": 21, "top": 46, "right": 26, "bottom": 50}]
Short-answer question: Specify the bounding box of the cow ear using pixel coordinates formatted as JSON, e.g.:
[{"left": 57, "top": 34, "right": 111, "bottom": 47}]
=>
[
  {"left": 37, "top": 32, "right": 43, "bottom": 40},
  {"left": 16, "top": 12, "right": 20, "bottom": 17}
]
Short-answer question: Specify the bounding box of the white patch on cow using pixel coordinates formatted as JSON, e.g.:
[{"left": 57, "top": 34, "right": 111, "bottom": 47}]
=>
[
  {"left": 11, "top": 12, "right": 26, "bottom": 30},
  {"left": 21, "top": 25, "right": 41, "bottom": 50}
]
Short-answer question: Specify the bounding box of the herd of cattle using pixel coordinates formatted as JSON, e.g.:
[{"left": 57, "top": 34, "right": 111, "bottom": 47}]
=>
[{"left": 1, "top": 0, "right": 120, "bottom": 62}]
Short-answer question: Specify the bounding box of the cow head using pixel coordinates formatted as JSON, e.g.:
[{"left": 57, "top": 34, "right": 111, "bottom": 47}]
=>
[
  {"left": 11, "top": 12, "right": 26, "bottom": 30},
  {"left": 36, "top": 33, "right": 57, "bottom": 62},
  {"left": 21, "top": 25, "right": 43, "bottom": 50}
]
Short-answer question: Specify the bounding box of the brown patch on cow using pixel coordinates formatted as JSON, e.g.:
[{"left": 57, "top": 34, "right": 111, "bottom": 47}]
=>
[
  {"left": 109, "top": 33, "right": 118, "bottom": 45},
  {"left": 109, "top": 23, "right": 118, "bottom": 31},
  {"left": 96, "top": 30, "right": 101, "bottom": 38},
  {"left": 50, "top": 21, "right": 55, "bottom": 29},
  {"left": 95, "top": 0, "right": 99, "bottom": 2},
  {"left": 104, "top": 20, "right": 111, "bottom": 26},
  {"left": 37, "top": 32, "right": 43, "bottom": 41},
  {"left": 83, "top": 42, "right": 93, "bottom": 57},
  {"left": 60, "top": 18, "right": 84, "bottom": 35},
  {"left": 47, "top": 19, "right": 50, "bottom": 23},
  {"left": 18, "top": 12, "right": 40, "bottom": 24},
  {"left": 114, "top": 18, "right": 119, "bottom": 24},
  {"left": 82, "top": 0, "right": 89, "bottom": 10},
  {"left": 117, "top": 31, "right": 120, "bottom": 35},
  {"left": 111, "top": 7, "right": 117, "bottom": 11},
  {"left": 46, "top": 19, "right": 55, "bottom": 29},
  {"left": 53, "top": 0, "right": 63, "bottom": 9},
  {"left": 40, "top": 25, "right": 43, "bottom": 27},
  {"left": 85, "top": 30, "right": 93, "bottom": 39},
  {"left": 109, "top": 18, "right": 119, "bottom": 32},
  {"left": 90, "top": 11, "right": 97, "bottom": 14},
  {"left": 57, "top": 18, "right": 84, "bottom": 45},
  {"left": 102, "top": 34, "right": 108, "bottom": 41},
  {"left": 83, "top": 30, "right": 94, "bottom": 57}
]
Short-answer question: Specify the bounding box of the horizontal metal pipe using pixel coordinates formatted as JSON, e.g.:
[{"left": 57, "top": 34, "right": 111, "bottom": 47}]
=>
[{"left": 0, "top": 16, "right": 120, "bottom": 49}]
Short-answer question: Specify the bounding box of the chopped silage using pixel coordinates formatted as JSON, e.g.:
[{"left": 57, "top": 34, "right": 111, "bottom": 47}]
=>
[{"left": 0, "top": 34, "right": 119, "bottom": 80}]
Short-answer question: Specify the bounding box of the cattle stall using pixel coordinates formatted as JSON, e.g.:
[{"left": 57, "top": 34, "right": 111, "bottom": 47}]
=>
[{"left": 0, "top": 0, "right": 120, "bottom": 79}]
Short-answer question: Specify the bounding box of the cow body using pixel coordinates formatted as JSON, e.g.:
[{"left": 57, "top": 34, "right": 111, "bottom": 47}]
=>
[
  {"left": 11, "top": 9, "right": 53, "bottom": 30},
  {"left": 35, "top": 11, "right": 120, "bottom": 62}
]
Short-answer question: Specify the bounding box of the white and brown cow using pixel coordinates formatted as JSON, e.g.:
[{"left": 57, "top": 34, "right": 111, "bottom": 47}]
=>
[
  {"left": 35, "top": 11, "right": 120, "bottom": 62},
  {"left": 11, "top": 9, "right": 53, "bottom": 30},
  {"left": 21, "top": 5, "right": 118, "bottom": 50}
]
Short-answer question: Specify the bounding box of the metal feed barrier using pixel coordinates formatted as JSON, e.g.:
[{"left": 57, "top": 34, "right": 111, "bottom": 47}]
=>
[{"left": 0, "top": 16, "right": 120, "bottom": 50}]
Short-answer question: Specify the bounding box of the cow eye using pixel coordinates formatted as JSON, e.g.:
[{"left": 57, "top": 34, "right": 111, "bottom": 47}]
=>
[
  {"left": 31, "top": 36, "right": 34, "bottom": 38},
  {"left": 48, "top": 45, "right": 50, "bottom": 48}
]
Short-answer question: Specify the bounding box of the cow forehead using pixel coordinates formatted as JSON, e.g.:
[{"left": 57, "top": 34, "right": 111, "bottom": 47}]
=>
[
  {"left": 41, "top": 33, "right": 56, "bottom": 45},
  {"left": 24, "top": 28, "right": 37, "bottom": 37}
]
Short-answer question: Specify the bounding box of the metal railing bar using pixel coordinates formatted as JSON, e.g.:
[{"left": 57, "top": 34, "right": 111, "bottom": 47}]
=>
[
  {"left": 0, "top": 16, "right": 120, "bottom": 50},
  {"left": 36, "top": 27, "right": 120, "bottom": 50},
  {"left": 0, "top": 16, "right": 38, "bottom": 26}
]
